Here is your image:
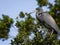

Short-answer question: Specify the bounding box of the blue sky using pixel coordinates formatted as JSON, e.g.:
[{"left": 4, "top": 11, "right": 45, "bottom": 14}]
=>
[
  {"left": 0, "top": 0, "right": 54, "bottom": 45},
  {"left": 0, "top": 0, "right": 38, "bottom": 19}
]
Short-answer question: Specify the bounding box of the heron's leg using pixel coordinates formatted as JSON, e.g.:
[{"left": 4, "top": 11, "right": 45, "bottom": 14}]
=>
[{"left": 51, "top": 29, "right": 54, "bottom": 35}]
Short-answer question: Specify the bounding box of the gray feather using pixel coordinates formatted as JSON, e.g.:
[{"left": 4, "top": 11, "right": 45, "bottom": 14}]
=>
[{"left": 43, "top": 13, "right": 60, "bottom": 34}]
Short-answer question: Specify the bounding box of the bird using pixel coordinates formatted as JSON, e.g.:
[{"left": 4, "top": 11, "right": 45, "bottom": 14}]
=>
[{"left": 35, "top": 7, "right": 60, "bottom": 35}]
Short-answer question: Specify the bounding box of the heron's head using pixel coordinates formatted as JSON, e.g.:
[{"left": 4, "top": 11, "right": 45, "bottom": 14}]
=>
[
  {"left": 35, "top": 7, "right": 43, "bottom": 13},
  {"left": 28, "top": 7, "right": 43, "bottom": 14},
  {"left": 35, "top": 8, "right": 44, "bottom": 21}
]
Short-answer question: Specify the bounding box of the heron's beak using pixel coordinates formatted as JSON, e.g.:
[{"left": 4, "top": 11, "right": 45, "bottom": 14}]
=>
[
  {"left": 29, "top": 10, "right": 35, "bottom": 14},
  {"left": 29, "top": 9, "right": 39, "bottom": 14}
]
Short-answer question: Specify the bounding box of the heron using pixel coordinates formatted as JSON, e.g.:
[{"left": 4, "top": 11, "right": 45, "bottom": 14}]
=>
[{"left": 35, "top": 7, "right": 60, "bottom": 35}]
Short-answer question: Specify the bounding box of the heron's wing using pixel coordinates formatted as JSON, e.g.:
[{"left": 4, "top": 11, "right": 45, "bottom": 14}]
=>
[{"left": 43, "top": 13, "right": 60, "bottom": 34}]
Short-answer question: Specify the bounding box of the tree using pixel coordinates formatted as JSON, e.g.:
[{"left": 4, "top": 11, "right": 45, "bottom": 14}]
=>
[{"left": 0, "top": 0, "right": 60, "bottom": 45}]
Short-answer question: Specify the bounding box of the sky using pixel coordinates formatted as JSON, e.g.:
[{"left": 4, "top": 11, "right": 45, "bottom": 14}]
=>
[{"left": 0, "top": 0, "right": 54, "bottom": 45}]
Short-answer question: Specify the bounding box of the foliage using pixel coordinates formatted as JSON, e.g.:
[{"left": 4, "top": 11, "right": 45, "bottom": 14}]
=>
[
  {"left": 36, "top": 0, "right": 48, "bottom": 7},
  {"left": 0, "top": 14, "right": 13, "bottom": 39},
  {"left": 19, "top": 11, "right": 25, "bottom": 18}
]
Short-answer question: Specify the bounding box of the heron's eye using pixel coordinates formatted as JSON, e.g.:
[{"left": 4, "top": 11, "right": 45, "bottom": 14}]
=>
[{"left": 38, "top": 13, "right": 41, "bottom": 16}]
